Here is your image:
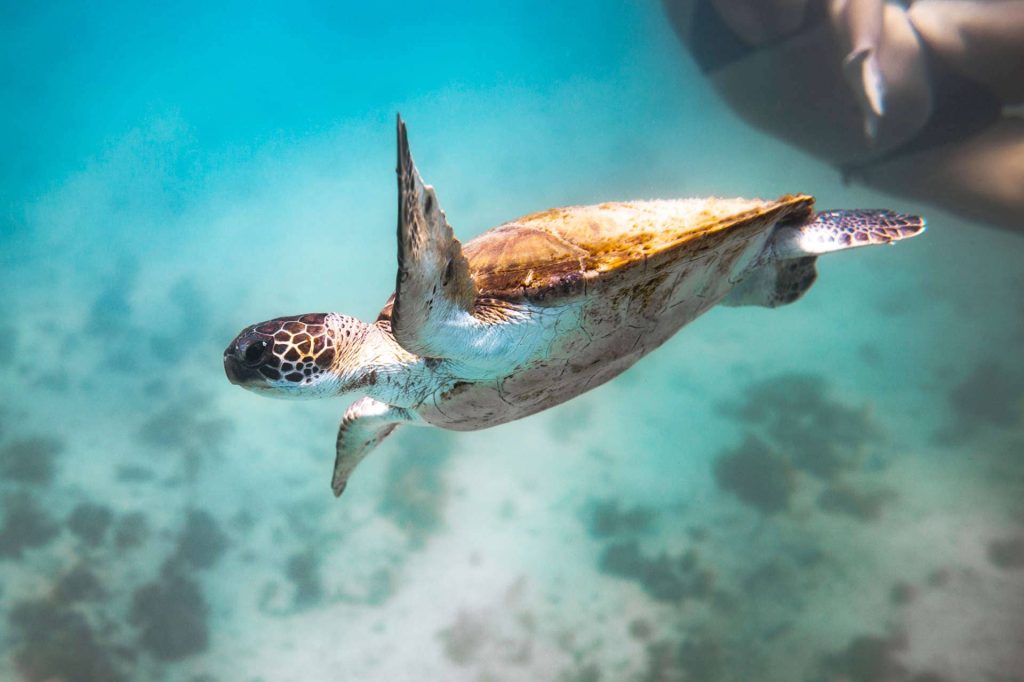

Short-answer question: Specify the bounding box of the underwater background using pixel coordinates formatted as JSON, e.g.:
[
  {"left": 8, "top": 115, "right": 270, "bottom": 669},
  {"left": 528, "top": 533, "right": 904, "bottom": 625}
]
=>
[{"left": 2, "top": 2, "right": 1023, "bottom": 681}]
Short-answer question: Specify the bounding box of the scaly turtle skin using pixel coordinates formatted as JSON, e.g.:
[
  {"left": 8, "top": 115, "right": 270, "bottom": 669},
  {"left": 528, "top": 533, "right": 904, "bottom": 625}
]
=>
[{"left": 224, "top": 116, "right": 924, "bottom": 497}]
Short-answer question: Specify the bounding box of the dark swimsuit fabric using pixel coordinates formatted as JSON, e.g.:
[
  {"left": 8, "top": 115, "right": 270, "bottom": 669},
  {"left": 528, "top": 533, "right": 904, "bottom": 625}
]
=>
[
  {"left": 688, "top": 0, "right": 827, "bottom": 74},
  {"left": 683, "top": 0, "right": 1003, "bottom": 171}
]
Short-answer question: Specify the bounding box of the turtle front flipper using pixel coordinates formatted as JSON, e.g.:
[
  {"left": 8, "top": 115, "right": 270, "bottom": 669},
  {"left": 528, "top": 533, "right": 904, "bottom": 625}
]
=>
[
  {"left": 331, "top": 397, "right": 423, "bottom": 497},
  {"left": 391, "top": 115, "right": 478, "bottom": 359}
]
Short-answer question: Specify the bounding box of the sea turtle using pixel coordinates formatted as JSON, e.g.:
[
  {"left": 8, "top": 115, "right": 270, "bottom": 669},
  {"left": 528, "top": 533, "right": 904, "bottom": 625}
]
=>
[{"left": 224, "top": 116, "right": 924, "bottom": 497}]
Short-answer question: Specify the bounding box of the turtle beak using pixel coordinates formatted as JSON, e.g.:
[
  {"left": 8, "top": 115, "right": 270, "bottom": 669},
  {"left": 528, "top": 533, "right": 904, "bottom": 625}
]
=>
[
  {"left": 223, "top": 343, "right": 261, "bottom": 387},
  {"left": 223, "top": 352, "right": 244, "bottom": 385}
]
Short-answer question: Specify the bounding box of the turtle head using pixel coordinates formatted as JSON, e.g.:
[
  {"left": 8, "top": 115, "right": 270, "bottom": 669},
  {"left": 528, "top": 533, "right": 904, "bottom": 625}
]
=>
[{"left": 224, "top": 313, "right": 364, "bottom": 399}]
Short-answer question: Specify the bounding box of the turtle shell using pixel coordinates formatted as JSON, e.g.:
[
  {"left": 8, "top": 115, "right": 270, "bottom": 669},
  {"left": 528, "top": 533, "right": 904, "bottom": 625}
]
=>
[{"left": 461, "top": 194, "right": 814, "bottom": 305}]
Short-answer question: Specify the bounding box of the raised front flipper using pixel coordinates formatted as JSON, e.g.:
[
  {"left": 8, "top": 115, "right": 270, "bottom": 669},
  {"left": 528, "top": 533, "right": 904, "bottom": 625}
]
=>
[
  {"left": 391, "top": 115, "right": 478, "bottom": 359},
  {"left": 331, "top": 397, "right": 422, "bottom": 497}
]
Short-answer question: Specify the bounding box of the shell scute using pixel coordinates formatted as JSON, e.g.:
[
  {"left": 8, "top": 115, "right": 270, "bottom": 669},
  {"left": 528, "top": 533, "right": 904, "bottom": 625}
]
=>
[{"left": 462, "top": 195, "right": 814, "bottom": 304}]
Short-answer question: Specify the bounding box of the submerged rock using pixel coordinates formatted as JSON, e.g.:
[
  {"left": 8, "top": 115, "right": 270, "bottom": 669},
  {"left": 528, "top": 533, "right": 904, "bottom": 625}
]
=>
[
  {"left": 599, "top": 541, "right": 714, "bottom": 603},
  {"left": 438, "top": 611, "right": 488, "bottom": 665},
  {"left": 137, "top": 395, "right": 232, "bottom": 460},
  {"left": 723, "top": 374, "right": 880, "bottom": 480},
  {"left": 677, "top": 636, "right": 726, "bottom": 681},
  {"left": 285, "top": 549, "right": 323, "bottom": 608},
  {"left": 114, "top": 512, "right": 149, "bottom": 549},
  {"left": 9, "top": 598, "right": 126, "bottom": 682},
  {"left": 67, "top": 502, "right": 114, "bottom": 545},
  {"left": 713, "top": 437, "right": 796, "bottom": 515},
  {"left": 821, "top": 634, "right": 907, "bottom": 682},
  {"left": 0, "top": 493, "right": 60, "bottom": 558},
  {"left": 115, "top": 464, "right": 156, "bottom": 483},
  {"left": 130, "top": 567, "right": 210, "bottom": 661},
  {"left": 586, "top": 498, "right": 654, "bottom": 539},
  {"left": 889, "top": 581, "right": 917, "bottom": 606},
  {"left": 948, "top": 362, "right": 1023, "bottom": 430},
  {"left": 638, "top": 640, "right": 686, "bottom": 682},
  {"left": 817, "top": 484, "right": 894, "bottom": 522},
  {"left": 0, "top": 436, "right": 64, "bottom": 485},
  {"left": 174, "top": 508, "right": 229, "bottom": 570},
  {"left": 820, "top": 633, "right": 950, "bottom": 682},
  {"left": 55, "top": 564, "right": 106, "bottom": 602},
  {"left": 987, "top": 536, "right": 1024, "bottom": 570},
  {"left": 636, "top": 634, "right": 736, "bottom": 682}
]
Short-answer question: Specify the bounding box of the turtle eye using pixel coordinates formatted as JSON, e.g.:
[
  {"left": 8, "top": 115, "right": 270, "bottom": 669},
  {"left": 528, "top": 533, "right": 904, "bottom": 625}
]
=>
[{"left": 241, "top": 339, "right": 268, "bottom": 367}]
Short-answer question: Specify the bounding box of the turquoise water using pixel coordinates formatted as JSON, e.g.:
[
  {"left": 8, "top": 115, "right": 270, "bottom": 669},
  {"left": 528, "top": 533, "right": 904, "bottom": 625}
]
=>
[{"left": 2, "top": 3, "right": 1023, "bottom": 681}]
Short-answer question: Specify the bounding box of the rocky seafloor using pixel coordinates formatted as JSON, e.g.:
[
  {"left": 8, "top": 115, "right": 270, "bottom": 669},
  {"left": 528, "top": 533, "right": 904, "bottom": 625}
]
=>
[{"left": 2, "top": 209, "right": 1022, "bottom": 681}]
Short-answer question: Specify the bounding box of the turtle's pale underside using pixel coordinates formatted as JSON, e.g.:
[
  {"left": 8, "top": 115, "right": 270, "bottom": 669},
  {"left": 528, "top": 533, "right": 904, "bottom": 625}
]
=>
[{"left": 224, "top": 116, "right": 924, "bottom": 497}]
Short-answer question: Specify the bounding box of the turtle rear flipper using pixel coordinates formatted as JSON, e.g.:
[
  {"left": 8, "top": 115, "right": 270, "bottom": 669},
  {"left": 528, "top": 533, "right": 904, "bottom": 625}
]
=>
[
  {"left": 724, "top": 209, "right": 924, "bottom": 308},
  {"left": 722, "top": 256, "right": 819, "bottom": 308},
  {"left": 773, "top": 209, "right": 925, "bottom": 258}
]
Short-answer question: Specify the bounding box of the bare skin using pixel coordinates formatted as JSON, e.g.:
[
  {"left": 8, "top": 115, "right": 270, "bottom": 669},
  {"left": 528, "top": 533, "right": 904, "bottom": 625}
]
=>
[
  {"left": 860, "top": 116, "right": 1024, "bottom": 228},
  {"left": 909, "top": 0, "right": 1024, "bottom": 104},
  {"left": 663, "top": 0, "right": 1024, "bottom": 233}
]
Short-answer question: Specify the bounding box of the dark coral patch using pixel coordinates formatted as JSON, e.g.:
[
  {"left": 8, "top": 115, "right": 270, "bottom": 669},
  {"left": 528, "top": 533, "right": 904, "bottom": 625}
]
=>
[
  {"left": 817, "top": 484, "right": 893, "bottom": 521},
  {"left": 721, "top": 374, "right": 880, "bottom": 481},
  {"left": 713, "top": 437, "right": 796, "bottom": 515},
  {"left": 67, "top": 503, "right": 114, "bottom": 545},
  {"left": 599, "top": 541, "right": 714, "bottom": 603},
  {"left": 9, "top": 598, "right": 126, "bottom": 682},
  {"left": 130, "top": 568, "right": 209, "bottom": 661},
  {"left": 173, "top": 509, "right": 229, "bottom": 571},
  {"left": 0, "top": 493, "right": 61, "bottom": 558},
  {"left": 821, "top": 634, "right": 908, "bottom": 682},
  {"left": 586, "top": 498, "right": 654, "bottom": 539},
  {"left": 285, "top": 549, "right": 324, "bottom": 608},
  {"left": 949, "top": 363, "right": 1023, "bottom": 430},
  {"left": 114, "top": 512, "right": 149, "bottom": 549},
  {"left": 1, "top": 437, "right": 64, "bottom": 486},
  {"left": 987, "top": 537, "right": 1024, "bottom": 570},
  {"left": 55, "top": 564, "right": 106, "bottom": 602}
]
